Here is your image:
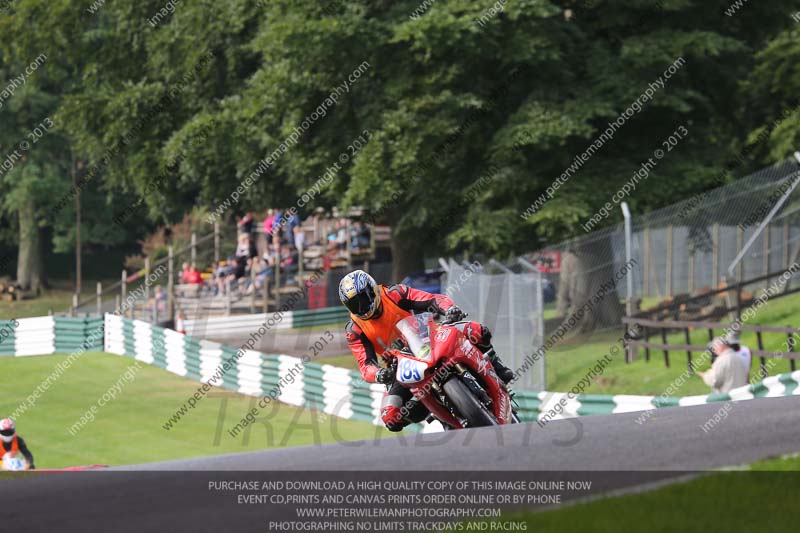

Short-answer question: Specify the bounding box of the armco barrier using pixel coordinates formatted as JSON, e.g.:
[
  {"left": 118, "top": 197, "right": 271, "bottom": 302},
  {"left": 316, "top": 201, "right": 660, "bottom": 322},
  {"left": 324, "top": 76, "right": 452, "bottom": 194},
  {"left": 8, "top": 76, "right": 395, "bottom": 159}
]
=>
[
  {"left": 0, "top": 316, "right": 103, "bottom": 357},
  {"left": 291, "top": 307, "right": 350, "bottom": 329},
  {"left": 182, "top": 306, "right": 349, "bottom": 338}
]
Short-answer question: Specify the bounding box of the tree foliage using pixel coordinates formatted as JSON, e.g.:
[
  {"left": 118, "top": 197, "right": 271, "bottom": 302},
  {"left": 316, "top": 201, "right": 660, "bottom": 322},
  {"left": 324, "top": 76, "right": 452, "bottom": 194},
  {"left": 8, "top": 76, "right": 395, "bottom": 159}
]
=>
[{"left": 0, "top": 0, "right": 797, "bottom": 280}]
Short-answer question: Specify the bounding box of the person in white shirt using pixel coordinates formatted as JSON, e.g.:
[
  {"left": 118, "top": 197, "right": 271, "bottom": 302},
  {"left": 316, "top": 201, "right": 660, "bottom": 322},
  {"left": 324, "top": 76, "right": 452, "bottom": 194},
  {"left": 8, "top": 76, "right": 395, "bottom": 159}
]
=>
[
  {"left": 698, "top": 334, "right": 749, "bottom": 394},
  {"left": 720, "top": 330, "right": 752, "bottom": 377}
]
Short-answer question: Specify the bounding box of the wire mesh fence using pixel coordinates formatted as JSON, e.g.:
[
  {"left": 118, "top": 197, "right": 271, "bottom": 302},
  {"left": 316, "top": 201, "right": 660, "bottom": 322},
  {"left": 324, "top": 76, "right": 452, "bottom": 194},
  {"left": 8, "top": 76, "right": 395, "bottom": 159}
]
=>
[
  {"left": 442, "top": 259, "right": 545, "bottom": 390},
  {"left": 538, "top": 156, "right": 800, "bottom": 329}
]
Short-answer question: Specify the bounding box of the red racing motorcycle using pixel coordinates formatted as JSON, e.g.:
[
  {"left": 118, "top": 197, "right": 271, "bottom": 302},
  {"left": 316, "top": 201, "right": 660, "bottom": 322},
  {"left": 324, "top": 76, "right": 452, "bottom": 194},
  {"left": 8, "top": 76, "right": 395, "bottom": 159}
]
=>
[{"left": 383, "top": 312, "right": 518, "bottom": 429}]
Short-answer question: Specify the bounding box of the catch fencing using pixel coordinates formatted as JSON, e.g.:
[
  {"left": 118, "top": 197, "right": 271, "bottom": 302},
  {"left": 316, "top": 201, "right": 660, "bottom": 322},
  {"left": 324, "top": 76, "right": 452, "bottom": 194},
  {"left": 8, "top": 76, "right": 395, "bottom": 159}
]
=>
[
  {"left": 540, "top": 157, "right": 800, "bottom": 313},
  {"left": 442, "top": 260, "right": 545, "bottom": 390}
]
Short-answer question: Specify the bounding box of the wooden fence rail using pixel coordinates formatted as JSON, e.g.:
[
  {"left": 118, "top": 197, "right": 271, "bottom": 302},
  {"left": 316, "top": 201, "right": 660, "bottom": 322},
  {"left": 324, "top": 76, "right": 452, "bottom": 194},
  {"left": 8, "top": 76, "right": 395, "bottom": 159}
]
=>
[{"left": 621, "top": 317, "right": 799, "bottom": 376}]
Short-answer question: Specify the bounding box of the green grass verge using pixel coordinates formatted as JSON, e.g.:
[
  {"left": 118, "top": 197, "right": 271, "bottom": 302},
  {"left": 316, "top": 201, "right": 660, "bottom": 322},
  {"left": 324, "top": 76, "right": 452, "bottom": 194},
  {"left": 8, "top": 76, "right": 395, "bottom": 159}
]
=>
[
  {"left": 486, "top": 455, "right": 800, "bottom": 532},
  {"left": 0, "top": 352, "right": 387, "bottom": 469}
]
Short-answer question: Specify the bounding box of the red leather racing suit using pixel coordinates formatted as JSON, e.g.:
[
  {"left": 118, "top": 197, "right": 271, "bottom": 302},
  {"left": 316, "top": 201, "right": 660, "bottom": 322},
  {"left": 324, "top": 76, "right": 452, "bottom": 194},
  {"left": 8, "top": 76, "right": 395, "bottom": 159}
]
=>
[{"left": 344, "top": 284, "right": 492, "bottom": 431}]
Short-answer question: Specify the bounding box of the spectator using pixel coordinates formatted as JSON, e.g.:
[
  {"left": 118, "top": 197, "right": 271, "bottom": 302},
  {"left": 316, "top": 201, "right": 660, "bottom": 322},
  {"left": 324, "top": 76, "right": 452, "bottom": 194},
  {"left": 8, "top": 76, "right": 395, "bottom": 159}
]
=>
[
  {"left": 187, "top": 264, "right": 204, "bottom": 285},
  {"left": 272, "top": 209, "right": 284, "bottom": 245},
  {"left": 699, "top": 334, "right": 749, "bottom": 394},
  {"left": 237, "top": 212, "right": 254, "bottom": 236},
  {"left": 284, "top": 209, "right": 301, "bottom": 247},
  {"left": 293, "top": 224, "right": 306, "bottom": 253},
  {"left": 180, "top": 262, "right": 193, "bottom": 284},
  {"left": 263, "top": 209, "right": 277, "bottom": 246},
  {"left": 725, "top": 331, "right": 752, "bottom": 373},
  {"left": 214, "top": 257, "right": 237, "bottom": 295},
  {"left": 351, "top": 221, "right": 371, "bottom": 250},
  {"left": 327, "top": 218, "right": 348, "bottom": 254},
  {"left": 152, "top": 285, "right": 168, "bottom": 319}
]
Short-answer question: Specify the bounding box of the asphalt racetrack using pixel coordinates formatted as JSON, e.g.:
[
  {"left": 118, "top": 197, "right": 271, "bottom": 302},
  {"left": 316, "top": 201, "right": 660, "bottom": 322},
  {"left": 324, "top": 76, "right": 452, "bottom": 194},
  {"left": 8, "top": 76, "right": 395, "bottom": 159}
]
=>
[
  {"left": 116, "top": 394, "right": 800, "bottom": 472},
  {"left": 3, "top": 396, "right": 799, "bottom": 532}
]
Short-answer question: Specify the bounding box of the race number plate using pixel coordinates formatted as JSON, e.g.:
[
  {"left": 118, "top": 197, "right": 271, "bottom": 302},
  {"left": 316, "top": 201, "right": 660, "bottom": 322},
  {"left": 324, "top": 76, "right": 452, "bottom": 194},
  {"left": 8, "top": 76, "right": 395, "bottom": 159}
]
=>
[{"left": 396, "top": 356, "right": 428, "bottom": 384}]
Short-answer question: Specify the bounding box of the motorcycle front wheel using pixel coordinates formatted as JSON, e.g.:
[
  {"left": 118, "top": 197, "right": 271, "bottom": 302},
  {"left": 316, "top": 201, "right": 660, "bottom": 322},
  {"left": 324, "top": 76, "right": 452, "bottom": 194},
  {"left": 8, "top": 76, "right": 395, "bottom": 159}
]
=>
[{"left": 442, "top": 377, "right": 498, "bottom": 428}]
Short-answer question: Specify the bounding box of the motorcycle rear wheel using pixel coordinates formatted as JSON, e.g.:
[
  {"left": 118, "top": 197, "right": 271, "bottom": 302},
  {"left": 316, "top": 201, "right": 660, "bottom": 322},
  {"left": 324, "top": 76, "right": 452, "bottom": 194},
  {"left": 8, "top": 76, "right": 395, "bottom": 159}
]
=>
[{"left": 442, "top": 377, "right": 498, "bottom": 427}]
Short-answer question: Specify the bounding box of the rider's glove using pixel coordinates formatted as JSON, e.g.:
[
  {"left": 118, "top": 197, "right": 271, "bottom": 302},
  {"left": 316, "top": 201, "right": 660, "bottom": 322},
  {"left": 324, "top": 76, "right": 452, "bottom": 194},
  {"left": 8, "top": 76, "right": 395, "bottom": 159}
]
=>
[
  {"left": 375, "top": 367, "right": 395, "bottom": 385},
  {"left": 443, "top": 306, "right": 466, "bottom": 324}
]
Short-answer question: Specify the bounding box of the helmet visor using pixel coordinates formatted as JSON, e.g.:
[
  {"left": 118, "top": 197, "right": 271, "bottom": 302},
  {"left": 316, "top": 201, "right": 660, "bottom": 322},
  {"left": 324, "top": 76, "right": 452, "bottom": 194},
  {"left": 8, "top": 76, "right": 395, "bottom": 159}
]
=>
[
  {"left": 345, "top": 290, "right": 376, "bottom": 318},
  {"left": 0, "top": 429, "right": 14, "bottom": 437}
]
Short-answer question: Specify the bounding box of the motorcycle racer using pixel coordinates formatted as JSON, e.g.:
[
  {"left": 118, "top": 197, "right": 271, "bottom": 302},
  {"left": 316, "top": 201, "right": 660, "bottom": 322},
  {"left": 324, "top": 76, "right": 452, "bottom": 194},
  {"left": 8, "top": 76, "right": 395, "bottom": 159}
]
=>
[
  {"left": 338, "top": 270, "right": 514, "bottom": 432},
  {"left": 1, "top": 418, "right": 35, "bottom": 470}
]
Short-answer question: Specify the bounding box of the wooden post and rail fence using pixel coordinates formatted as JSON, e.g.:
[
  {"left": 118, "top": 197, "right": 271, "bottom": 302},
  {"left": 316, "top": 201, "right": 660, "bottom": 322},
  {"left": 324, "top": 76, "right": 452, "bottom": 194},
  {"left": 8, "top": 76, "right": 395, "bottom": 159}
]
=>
[{"left": 622, "top": 316, "right": 799, "bottom": 376}]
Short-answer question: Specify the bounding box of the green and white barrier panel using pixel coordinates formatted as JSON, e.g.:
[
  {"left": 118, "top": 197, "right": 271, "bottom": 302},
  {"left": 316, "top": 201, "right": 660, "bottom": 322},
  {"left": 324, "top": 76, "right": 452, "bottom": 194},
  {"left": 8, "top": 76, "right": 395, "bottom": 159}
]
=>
[
  {"left": 104, "top": 314, "right": 386, "bottom": 426},
  {"left": 513, "top": 374, "right": 800, "bottom": 423},
  {"left": 5, "top": 313, "right": 791, "bottom": 429},
  {"left": 104, "top": 314, "right": 800, "bottom": 429},
  {"left": 182, "top": 306, "right": 350, "bottom": 338},
  {"left": 0, "top": 316, "right": 103, "bottom": 357}
]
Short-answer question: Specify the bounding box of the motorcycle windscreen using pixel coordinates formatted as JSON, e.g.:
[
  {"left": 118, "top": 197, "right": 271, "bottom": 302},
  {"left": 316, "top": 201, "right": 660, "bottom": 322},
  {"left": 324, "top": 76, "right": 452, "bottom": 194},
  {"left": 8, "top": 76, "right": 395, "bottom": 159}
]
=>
[{"left": 395, "top": 313, "right": 435, "bottom": 361}]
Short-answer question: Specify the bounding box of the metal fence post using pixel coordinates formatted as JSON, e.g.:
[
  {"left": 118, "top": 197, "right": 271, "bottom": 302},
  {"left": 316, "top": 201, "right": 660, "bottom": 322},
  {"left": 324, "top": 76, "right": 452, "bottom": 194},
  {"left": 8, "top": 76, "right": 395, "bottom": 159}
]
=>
[
  {"left": 214, "top": 221, "right": 220, "bottom": 266},
  {"left": 121, "top": 270, "right": 128, "bottom": 317},
  {"left": 226, "top": 278, "right": 232, "bottom": 316},
  {"left": 736, "top": 226, "right": 744, "bottom": 284},
  {"left": 96, "top": 282, "right": 102, "bottom": 316},
  {"left": 168, "top": 246, "right": 174, "bottom": 322},
  {"left": 264, "top": 276, "right": 269, "bottom": 315},
  {"left": 144, "top": 256, "right": 151, "bottom": 307},
  {"left": 621, "top": 202, "right": 634, "bottom": 316},
  {"left": 275, "top": 254, "right": 281, "bottom": 309},
  {"left": 346, "top": 219, "right": 352, "bottom": 269},
  {"left": 712, "top": 223, "right": 720, "bottom": 287},
  {"left": 250, "top": 265, "right": 257, "bottom": 314},
  {"left": 756, "top": 330, "right": 767, "bottom": 379},
  {"left": 666, "top": 224, "right": 673, "bottom": 296},
  {"left": 191, "top": 232, "right": 197, "bottom": 266}
]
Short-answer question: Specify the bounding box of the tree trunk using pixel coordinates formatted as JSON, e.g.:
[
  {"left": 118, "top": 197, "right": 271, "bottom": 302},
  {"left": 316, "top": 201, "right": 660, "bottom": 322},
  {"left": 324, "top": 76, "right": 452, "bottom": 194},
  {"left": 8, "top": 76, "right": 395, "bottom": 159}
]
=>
[
  {"left": 556, "top": 236, "right": 625, "bottom": 334},
  {"left": 16, "top": 199, "right": 44, "bottom": 293},
  {"left": 390, "top": 228, "right": 425, "bottom": 282}
]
